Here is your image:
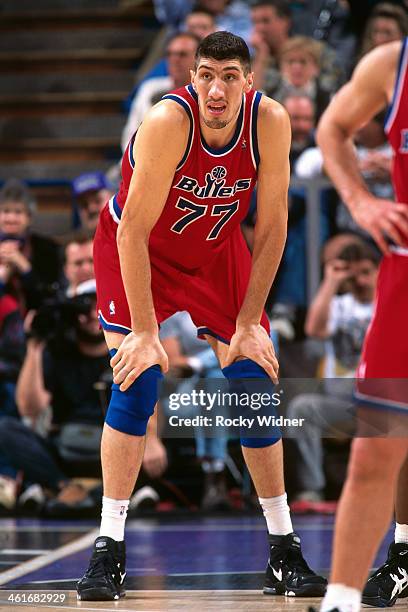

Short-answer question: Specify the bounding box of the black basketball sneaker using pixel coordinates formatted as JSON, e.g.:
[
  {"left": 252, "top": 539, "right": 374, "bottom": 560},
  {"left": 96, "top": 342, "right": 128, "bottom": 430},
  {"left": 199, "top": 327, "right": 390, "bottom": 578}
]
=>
[
  {"left": 263, "top": 532, "right": 327, "bottom": 597},
  {"left": 362, "top": 541, "right": 408, "bottom": 607},
  {"left": 77, "top": 536, "right": 126, "bottom": 601}
]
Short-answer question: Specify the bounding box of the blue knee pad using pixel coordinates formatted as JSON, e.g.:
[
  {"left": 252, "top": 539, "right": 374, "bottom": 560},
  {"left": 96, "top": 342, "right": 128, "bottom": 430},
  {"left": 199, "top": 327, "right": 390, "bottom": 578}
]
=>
[
  {"left": 222, "top": 359, "right": 281, "bottom": 448},
  {"left": 105, "top": 349, "right": 163, "bottom": 436}
]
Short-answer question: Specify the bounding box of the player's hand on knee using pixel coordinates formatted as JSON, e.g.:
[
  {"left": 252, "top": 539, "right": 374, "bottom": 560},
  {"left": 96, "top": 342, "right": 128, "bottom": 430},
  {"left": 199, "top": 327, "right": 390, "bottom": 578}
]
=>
[
  {"left": 226, "top": 324, "right": 279, "bottom": 384},
  {"left": 111, "top": 332, "right": 169, "bottom": 391}
]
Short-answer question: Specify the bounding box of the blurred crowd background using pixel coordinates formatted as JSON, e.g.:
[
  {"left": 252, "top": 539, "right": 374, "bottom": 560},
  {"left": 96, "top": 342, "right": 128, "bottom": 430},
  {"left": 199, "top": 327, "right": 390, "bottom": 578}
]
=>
[{"left": 0, "top": 0, "right": 406, "bottom": 519}]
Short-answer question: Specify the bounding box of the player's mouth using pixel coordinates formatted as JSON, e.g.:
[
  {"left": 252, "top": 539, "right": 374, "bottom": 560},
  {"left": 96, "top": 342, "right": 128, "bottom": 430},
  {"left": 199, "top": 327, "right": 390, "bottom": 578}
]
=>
[{"left": 207, "top": 102, "right": 227, "bottom": 116}]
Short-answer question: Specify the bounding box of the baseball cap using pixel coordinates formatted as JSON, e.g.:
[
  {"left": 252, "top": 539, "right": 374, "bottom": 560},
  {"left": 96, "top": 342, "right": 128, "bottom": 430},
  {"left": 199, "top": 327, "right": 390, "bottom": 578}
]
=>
[{"left": 72, "top": 172, "right": 111, "bottom": 198}]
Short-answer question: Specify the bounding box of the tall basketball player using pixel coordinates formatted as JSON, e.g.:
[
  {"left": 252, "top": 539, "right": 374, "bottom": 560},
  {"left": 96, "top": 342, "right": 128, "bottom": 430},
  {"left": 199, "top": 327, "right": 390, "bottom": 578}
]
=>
[
  {"left": 315, "top": 38, "right": 408, "bottom": 612},
  {"left": 76, "top": 32, "right": 326, "bottom": 601}
]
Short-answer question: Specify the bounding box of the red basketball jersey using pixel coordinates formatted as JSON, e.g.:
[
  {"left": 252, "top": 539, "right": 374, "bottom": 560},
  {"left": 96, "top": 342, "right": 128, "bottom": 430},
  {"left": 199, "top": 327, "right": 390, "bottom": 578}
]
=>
[
  {"left": 385, "top": 36, "right": 408, "bottom": 206},
  {"left": 110, "top": 85, "right": 262, "bottom": 270}
]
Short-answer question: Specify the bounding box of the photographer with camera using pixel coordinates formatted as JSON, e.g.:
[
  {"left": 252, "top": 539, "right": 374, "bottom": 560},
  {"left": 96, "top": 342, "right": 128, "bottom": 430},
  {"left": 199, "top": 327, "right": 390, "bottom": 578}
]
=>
[
  {"left": 0, "top": 280, "right": 108, "bottom": 513},
  {"left": 0, "top": 278, "right": 168, "bottom": 515}
]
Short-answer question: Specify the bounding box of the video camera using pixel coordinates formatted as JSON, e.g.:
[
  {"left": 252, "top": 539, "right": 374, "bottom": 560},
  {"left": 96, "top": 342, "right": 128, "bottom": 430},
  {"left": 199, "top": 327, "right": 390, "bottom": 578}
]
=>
[{"left": 29, "top": 282, "right": 96, "bottom": 347}]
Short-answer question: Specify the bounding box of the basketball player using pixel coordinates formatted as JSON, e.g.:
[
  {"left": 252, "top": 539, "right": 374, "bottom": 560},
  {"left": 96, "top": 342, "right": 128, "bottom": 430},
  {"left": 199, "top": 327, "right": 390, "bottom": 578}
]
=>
[
  {"left": 76, "top": 32, "right": 326, "bottom": 601},
  {"left": 314, "top": 39, "right": 408, "bottom": 612}
]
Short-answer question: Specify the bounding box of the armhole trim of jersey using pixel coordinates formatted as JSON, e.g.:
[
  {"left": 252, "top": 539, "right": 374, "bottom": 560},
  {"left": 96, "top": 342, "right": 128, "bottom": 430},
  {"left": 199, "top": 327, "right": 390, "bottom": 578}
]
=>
[
  {"left": 128, "top": 132, "right": 136, "bottom": 168},
  {"left": 250, "top": 91, "right": 262, "bottom": 170},
  {"left": 385, "top": 37, "right": 408, "bottom": 134},
  {"left": 162, "top": 94, "right": 194, "bottom": 171}
]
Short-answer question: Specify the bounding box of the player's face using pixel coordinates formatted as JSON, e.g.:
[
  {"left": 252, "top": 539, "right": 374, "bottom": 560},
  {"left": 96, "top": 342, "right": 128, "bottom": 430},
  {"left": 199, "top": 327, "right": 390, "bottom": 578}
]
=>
[{"left": 191, "top": 58, "right": 253, "bottom": 130}]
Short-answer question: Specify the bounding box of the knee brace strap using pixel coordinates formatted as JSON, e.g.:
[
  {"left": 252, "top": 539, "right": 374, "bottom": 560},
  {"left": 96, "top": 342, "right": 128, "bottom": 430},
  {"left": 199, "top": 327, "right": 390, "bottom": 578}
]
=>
[
  {"left": 222, "top": 358, "right": 281, "bottom": 448},
  {"left": 105, "top": 349, "right": 163, "bottom": 436}
]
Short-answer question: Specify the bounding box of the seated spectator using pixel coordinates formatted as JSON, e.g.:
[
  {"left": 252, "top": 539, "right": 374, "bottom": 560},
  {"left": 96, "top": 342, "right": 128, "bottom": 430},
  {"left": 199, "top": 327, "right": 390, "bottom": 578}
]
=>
[
  {"left": 0, "top": 294, "right": 25, "bottom": 512},
  {"left": 184, "top": 6, "right": 216, "bottom": 39},
  {"left": 61, "top": 232, "right": 94, "bottom": 297},
  {"left": 121, "top": 32, "right": 199, "bottom": 151},
  {"left": 357, "top": 1, "right": 408, "bottom": 59},
  {"left": 72, "top": 172, "right": 114, "bottom": 233},
  {"left": 0, "top": 179, "right": 62, "bottom": 311},
  {"left": 286, "top": 240, "right": 380, "bottom": 509},
  {"left": 154, "top": 0, "right": 251, "bottom": 42},
  {"left": 265, "top": 93, "right": 320, "bottom": 324},
  {"left": 282, "top": 92, "right": 316, "bottom": 166},
  {"left": 0, "top": 280, "right": 166, "bottom": 515},
  {"left": 250, "top": 1, "right": 344, "bottom": 96},
  {"left": 123, "top": 7, "right": 215, "bottom": 114},
  {"left": 160, "top": 311, "right": 231, "bottom": 510},
  {"left": 272, "top": 37, "right": 331, "bottom": 121}
]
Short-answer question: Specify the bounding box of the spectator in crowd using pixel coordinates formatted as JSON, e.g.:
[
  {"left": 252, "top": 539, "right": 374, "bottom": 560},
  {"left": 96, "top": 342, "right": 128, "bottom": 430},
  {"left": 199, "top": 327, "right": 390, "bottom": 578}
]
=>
[
  {"left": 121, "top": 32, "right": 199, "bottom": 152},
  {"left": 282, "top": 93, "right": 316, "bottom": 166},
  {"left": 250, "top": 0, "right": 344, "bottom": 97},
  {"left": 62, "top": 232, "right": 94, "bottom": 297},
  {"left": 0, "top": 280, "right": 167, "bottom": 515},
  {"left": 286, "top": 240, "right": 380, "bottom": 510},
  {"left": 153, "top": 0, "right": 252, "bottom": 42},
  {"left": 269, "top": 93, "right": 331, "bottom": 330},
  {"left": 273, "top": 37, "right": 331, "bottom": 121},
  {"left": 0, "top": 294, "right": 25, "bottom": 512},
  {"left": 72, "top": 172, "right": 114, "bottom": 233},
  {"left": 291, "top": 0, "right": 356, "bottom": 77},
  {"left": 0, "top": 179, "right": 62, "bottom": 311},
  {"left": 123, "top": 8, "right": 215, "bottom": 114},
  {"left": 357, "top": 2, "right": 408, "bottom": 60},
  {"left": 184, "top": 6, "right": 217, "bottom": 40},
  {"left": 160, "top": 311, "right": 230, "bottom": 510}
]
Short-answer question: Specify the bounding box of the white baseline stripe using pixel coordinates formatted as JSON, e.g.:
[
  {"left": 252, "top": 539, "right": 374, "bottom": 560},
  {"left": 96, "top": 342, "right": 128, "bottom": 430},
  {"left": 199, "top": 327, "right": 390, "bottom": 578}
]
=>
[
  {"left": 1, "top": 550, "right": 51, "bottom": 555},
  {"left": 0, "top": 529, "right": 97, "bottom": 586}
]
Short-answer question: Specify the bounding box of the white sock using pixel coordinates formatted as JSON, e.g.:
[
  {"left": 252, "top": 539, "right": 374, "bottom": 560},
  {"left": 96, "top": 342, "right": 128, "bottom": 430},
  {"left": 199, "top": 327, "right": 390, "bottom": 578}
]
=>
[
  {"left": 100, "top": 496, "right": 129, "bottom": 542},
  {"left": 321, "top": 584, "right": 361, "bottom": 612},
  {"left": 259, "top": 493, "right": 293, "bottom": 535},
  {"left": 395, "top": 522, "right": 408, "bottom": 544}
]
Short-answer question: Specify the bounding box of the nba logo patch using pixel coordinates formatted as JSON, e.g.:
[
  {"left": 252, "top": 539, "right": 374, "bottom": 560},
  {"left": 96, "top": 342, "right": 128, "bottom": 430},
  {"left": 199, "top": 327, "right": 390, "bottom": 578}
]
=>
[{"left": 109, "top": 300, "right": 115, "bottom": 315}]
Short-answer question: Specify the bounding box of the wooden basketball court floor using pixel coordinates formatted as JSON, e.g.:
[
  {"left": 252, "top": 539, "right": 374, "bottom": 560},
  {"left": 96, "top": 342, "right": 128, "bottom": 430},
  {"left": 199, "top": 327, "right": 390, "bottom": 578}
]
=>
[{"left": 0, "top": 515, "right": 396, "bottom": 611}]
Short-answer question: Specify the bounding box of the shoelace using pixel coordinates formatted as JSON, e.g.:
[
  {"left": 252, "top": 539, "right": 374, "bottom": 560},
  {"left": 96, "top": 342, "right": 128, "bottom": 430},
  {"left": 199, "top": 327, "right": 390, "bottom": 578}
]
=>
[
  {"left": 270, "top": 544, "right": 314, "bottom": 574},
  {"left": 85, "top": 552, "right": 117, "bottom": 580},
  {"left": 287, "top": 546, "right": 315, "bottom": 573}
]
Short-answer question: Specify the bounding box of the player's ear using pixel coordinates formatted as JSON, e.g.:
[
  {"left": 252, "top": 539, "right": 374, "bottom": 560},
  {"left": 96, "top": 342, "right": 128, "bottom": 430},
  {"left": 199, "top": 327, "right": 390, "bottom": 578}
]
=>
[
  {"left": 190, "top": 70, "right": 197, "bottom": 90},
  {"left": 244, "top": 72, "right": 254, "bottom": 92}
]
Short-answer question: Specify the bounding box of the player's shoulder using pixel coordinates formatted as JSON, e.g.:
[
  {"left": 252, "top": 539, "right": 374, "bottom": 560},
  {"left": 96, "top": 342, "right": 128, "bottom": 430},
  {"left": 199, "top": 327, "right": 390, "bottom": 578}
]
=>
[
  {"left": 140, "top": 96, "right": 190, "bottom": 135},
  {"left": 257, "top": 94, "right": 290, "bottom": 128},
  {"left": 354, "top": 40, "right": 402, "bottom": 79}
]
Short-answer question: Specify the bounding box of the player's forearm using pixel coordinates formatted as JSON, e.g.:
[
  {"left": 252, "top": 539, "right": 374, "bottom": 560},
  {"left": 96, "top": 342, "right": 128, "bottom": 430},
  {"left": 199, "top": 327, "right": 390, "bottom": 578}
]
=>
[
  {"left": 316, "top": 121, "right": 371, "bottom": 212},
  {"left": 117, "top": 226, "right": 158, "bottom": 335},
  {"left": 237, "top": 220, "right": 286, "bottom": 328}
]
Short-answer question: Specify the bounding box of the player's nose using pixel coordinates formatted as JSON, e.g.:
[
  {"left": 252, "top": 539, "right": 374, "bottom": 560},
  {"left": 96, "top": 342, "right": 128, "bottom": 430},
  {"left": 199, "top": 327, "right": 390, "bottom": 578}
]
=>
[{"left": 208, "top": 79, "right": 224, "bottom": 99}]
